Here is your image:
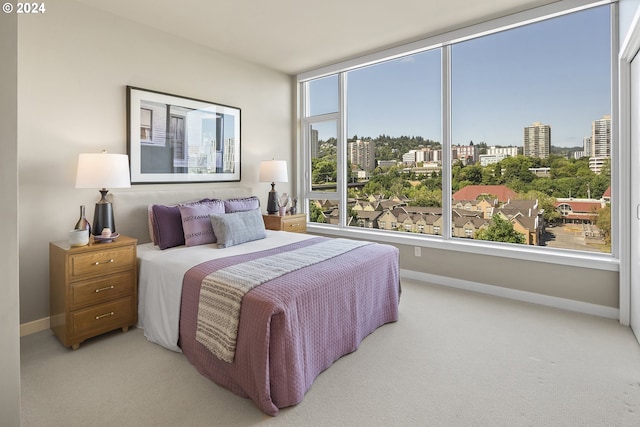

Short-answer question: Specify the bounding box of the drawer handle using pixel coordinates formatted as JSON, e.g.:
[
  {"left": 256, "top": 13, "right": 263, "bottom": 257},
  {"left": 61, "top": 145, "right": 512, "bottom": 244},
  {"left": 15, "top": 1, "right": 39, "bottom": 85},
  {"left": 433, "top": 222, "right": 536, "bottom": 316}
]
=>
[
  {"left": 94, "top": 259, "right": 114, "bottom": 266},
  {"left": 95, "top": 285, "right": 115, "bottom": 293},
  {"left": 95, "top": 311, "right": 114, "bottom": 320}
]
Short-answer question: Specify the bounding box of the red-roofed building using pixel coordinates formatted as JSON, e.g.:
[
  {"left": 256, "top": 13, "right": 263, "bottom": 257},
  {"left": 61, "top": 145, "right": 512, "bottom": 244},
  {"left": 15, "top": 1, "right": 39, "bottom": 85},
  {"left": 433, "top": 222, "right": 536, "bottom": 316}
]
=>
[
  {"left": 555, "top": 199, "right": 605, "bottom": 224},
  {"left": 452, "top": 185, "right": 518, "bottom": 203}
]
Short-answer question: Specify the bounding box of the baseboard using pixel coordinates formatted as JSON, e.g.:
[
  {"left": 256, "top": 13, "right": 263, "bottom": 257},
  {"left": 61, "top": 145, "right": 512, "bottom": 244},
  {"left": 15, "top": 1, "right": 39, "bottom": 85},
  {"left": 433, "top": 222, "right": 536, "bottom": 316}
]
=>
[
  {"left": 20, "top": 317, "right": 50, "bottom": 337},
  {"left": 400, "top": 269, "right": 620, "bottom": 320}
]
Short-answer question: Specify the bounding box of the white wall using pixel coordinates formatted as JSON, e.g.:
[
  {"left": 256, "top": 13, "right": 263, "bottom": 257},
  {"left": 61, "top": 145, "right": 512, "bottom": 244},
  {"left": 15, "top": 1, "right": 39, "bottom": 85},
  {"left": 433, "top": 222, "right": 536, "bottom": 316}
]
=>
[
  {"left": 18, "top": 0, "right": 293, "bottom": 324},
  {"left": 0, "top": 9, "right": 21, "bottom": 427}
]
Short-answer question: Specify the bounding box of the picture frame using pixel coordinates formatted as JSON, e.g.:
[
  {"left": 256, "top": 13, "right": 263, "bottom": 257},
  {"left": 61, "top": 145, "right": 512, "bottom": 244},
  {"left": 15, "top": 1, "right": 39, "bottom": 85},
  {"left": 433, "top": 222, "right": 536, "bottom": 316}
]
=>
[{"left": 127, "top": 86, "right": 241, "bottom": 184}]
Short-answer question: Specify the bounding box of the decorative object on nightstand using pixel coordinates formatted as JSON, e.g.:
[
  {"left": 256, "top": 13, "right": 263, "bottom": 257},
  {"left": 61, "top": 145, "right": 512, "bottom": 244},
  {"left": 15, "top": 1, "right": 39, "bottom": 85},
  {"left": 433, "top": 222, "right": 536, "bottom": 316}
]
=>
[
  {"left": 74, "top": 204, "right": 91, "bottom": 234},
  {"left": 75, "top": 151, "right": 131, "bottom": 236},
  {"left": 263, "top": 213, "right": 307, "bottom": 233},
  {"left": 278, "top": 193, "right": 291, "bottom": 216},
  {"left": 49, "top": 235, "right": 137, "bottom": 349},
  {"left": 69, "top": 204, "right": 91, "bottom": 247},
  {"left": 259, "top": 159, "right": 288, "bottom": 215}
]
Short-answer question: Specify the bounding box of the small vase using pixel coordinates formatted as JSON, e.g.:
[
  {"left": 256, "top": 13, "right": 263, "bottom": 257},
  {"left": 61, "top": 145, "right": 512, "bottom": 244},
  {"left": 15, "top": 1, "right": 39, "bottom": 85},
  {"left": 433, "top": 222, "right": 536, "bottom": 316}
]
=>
[{"left": 74, "top": 205, "right": 91, "bottom": 235}]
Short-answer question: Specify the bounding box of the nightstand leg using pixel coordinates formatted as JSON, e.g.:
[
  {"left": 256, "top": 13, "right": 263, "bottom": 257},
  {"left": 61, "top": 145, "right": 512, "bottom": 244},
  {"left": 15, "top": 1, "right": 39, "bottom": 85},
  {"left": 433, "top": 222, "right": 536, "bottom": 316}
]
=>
[
  {"left": 122, "top": 326, "right": 129, "bottom": 333},
  {"left": 71, "top": 343, "right": 80, "bottom": 350}
]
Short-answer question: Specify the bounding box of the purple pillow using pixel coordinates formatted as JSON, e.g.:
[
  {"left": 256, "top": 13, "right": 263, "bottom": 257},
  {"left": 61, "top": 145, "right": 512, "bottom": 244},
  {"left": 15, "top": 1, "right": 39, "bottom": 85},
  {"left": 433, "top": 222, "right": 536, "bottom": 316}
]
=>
[
  {"left": 151, "top": 204, "right": 184, "bottom": 249},
  {"left": 224, "top": 196, "right": 260, "bottom": 213},
  {"left": 179, "top": 200, "right": 225, "bottom": 247}
]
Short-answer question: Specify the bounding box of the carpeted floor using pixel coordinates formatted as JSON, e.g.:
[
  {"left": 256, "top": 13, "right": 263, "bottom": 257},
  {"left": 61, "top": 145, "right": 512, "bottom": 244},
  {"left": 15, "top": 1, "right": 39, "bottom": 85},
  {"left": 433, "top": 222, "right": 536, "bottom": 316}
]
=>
[{"left": 20, "top": 280, "right": 640, "bottom": 426}]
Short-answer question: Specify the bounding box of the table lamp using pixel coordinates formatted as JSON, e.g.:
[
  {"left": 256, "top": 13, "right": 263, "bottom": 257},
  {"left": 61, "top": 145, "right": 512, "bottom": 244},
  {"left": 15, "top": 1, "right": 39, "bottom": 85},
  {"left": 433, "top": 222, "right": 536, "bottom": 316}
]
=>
[
  {"left": 259, "top": 160, "right": 288, "bottom": 214},
  {"left": 76, "top": 151, "right": 131, "bottom": 235}
]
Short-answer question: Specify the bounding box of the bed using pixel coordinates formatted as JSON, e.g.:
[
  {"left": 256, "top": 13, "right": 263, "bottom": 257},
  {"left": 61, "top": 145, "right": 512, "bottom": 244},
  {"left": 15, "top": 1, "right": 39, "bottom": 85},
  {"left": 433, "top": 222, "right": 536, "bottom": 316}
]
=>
[{"left": 113, "top": 189, "right": 401, "bottom": 416}]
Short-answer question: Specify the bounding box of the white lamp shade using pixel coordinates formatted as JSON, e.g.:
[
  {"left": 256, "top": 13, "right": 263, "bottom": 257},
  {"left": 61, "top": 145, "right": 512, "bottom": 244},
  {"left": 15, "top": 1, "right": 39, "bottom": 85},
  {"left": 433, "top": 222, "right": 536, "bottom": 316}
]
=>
[
  {"left": 259, "top": 160, "right": 288, "bottom": 183},
  {"left": 76, "top": 152, "right": 131, "bottom": 189}
]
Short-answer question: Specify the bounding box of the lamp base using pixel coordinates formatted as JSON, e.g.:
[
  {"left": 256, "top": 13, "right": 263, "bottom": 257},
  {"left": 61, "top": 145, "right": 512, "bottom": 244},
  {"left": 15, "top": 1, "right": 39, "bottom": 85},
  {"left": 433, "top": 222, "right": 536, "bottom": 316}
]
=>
[
  {"left": 266, "top": 186, "right": 278, "bottom": 215},
  {"left": 93, "top": 201, "right": 115, "bottom": 236}
]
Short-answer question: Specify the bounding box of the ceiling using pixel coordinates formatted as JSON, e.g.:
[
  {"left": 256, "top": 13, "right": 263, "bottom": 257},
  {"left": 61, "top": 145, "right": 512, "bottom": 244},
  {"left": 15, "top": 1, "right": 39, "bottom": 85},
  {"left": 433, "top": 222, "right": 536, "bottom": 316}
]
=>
[{"left": 76, "top": 0, "right": 559, "bottom": 75}]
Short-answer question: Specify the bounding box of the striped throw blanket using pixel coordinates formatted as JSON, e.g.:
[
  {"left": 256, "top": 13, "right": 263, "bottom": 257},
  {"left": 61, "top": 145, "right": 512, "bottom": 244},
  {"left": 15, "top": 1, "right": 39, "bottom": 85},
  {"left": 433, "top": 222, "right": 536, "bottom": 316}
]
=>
[{"left": 195, "top": 238, "right": 371, "bottom": 362}]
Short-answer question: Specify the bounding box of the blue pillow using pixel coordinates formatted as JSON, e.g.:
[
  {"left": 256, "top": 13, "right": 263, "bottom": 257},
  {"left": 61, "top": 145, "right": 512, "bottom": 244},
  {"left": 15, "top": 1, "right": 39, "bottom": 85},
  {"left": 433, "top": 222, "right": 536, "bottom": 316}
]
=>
[{"left": 209, "top": 209, "right": 266, "bottom": 248}]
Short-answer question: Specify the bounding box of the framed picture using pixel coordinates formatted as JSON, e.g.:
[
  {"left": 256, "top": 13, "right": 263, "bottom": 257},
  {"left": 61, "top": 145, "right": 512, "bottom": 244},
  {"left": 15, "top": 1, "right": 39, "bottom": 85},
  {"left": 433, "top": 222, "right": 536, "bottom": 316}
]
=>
[{"left": 127, "top": 86, "right": 241, "bottom": 183}]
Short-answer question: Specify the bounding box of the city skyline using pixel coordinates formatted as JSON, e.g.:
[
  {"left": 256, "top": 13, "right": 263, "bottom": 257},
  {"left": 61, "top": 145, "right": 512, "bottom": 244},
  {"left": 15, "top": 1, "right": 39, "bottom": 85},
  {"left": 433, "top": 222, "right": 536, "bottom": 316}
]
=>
[{"left": 309, "top": 5, "right": 611, "bottom": 149}]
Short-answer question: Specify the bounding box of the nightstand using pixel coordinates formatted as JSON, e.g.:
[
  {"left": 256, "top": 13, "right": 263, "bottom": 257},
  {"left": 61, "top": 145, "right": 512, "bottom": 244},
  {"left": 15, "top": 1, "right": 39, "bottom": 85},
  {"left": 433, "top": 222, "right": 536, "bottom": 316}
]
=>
[
  {"left": 263, "top": 213, "right": 307, "bottom": 233},
  {"left": 49, "top": 235, "right": 137, "bottom": 350}
]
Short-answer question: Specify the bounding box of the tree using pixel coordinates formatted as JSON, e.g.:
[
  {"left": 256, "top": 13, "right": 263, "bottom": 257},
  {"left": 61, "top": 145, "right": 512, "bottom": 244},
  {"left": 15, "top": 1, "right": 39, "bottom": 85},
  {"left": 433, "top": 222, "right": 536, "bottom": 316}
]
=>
[
  {"left": 309, "top": 201, "right": 326, "bottom": 223},
  {"left": 596, "top": 204, "right": 611, "bottom": 248},
  {"left": 475, "top": 215, "right": 525, "bottom": 244}
]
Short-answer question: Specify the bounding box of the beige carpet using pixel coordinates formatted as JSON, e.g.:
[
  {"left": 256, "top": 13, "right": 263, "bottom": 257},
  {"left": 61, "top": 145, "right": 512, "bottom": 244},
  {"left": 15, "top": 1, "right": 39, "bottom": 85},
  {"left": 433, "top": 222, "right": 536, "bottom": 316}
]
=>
[{"left": 20, "top": 280, "right": 640, "bottom": 426}]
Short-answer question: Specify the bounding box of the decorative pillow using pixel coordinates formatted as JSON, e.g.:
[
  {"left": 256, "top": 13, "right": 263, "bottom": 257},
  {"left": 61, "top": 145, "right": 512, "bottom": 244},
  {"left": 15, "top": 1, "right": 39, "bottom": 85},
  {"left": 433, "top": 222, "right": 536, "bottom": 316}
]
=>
[
  {"left": 223, "top": 196, "right": 260, "bottom": 213},
  {"left": 151, "top": 204, "right": 185, "bottom": 249},
  {"left": 150, "top": 199, "right": 218, "bottom": 249},
  {"left": 209, "top": 208, "right": 267, "bottom": 248},
  {"left": 147, "top": 204, "right": 157, "bottom": 245},
  {"left": 179, "top": 200, "right": 226, "bottom": 247}
]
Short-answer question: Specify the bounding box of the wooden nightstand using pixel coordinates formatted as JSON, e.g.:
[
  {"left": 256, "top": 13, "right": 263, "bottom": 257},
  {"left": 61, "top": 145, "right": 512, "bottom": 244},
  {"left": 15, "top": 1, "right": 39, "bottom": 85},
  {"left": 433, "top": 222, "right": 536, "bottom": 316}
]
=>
[
  {"left": 263, "top": 213, "right": 307, "bottom": 233},
  {"left": 49, "top": 235, "right": 137, "bottom": 350}
]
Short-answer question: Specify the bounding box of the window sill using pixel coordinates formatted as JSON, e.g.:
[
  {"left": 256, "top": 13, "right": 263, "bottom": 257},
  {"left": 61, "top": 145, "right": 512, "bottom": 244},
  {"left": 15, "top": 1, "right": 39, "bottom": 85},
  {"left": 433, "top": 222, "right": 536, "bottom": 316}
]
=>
[{"left": 307, "top": 223, "right": 619, "bottom": 272}]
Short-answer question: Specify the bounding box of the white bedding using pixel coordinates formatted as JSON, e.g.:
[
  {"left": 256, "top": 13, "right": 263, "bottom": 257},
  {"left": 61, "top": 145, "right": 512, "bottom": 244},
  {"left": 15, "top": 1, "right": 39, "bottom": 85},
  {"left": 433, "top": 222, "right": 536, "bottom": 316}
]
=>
[{"left": 137, "top": 230, "right": 315, "bottom": 351}]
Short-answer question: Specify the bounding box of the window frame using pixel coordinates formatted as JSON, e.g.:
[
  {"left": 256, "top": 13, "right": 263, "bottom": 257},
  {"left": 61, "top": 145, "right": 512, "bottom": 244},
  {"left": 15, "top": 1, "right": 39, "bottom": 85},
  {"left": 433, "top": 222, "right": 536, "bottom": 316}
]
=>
[{"left": 297, "top": 0, "right": 619, "bottom": 272}]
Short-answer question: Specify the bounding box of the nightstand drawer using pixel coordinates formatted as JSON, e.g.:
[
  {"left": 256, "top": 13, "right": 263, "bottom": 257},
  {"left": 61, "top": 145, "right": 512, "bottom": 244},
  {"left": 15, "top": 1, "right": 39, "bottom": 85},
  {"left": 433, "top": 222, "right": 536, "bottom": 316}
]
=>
[
  {"left": 263, "top": 213, "right": 307, "bottom": 233},
  {"left": 70, "top": 296, "right": 136, "bottom": 338},
  {"left": 69, "top": 245, "right": 135, "bottom": 280},
  {"left": 281, "top": 217, "right": 306, "bottom": 233},
  {"left": 69, "top": 271, "right": 135, "bottom": 309}
]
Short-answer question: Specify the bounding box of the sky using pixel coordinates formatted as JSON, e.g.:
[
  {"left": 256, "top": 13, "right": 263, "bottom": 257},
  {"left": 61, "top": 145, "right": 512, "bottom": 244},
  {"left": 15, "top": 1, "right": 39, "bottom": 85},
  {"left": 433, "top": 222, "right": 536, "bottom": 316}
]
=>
[{"left": 308, "top": 5, "right": 611, "bottom": 148}]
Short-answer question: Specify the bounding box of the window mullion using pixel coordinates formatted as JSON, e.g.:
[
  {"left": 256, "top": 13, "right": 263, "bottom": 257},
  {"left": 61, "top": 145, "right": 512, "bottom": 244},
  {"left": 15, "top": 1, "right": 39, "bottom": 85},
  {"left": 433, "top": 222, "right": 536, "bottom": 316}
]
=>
[
  {"left": 441, "top": 45, "right": 452, "bottom": 240},
  {"left": 338, "top": 72, "right": 348, "bottom": 228}
]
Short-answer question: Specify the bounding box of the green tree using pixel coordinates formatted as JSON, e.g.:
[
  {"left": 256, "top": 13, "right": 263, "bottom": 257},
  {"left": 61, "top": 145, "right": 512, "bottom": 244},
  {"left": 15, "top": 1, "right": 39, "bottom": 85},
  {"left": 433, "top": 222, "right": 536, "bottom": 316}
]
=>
[
  {"left": 309, "top": 201, "right": 326, "bottom": 223},
  {"left": 311, "top": 158, "right": 336, "bottom": 185},
  {"left": 476, "top": 215, "right": 525, "bottom": 244},
  {"left": 596, "top": 203, "right": 611, "bottom": 248}
]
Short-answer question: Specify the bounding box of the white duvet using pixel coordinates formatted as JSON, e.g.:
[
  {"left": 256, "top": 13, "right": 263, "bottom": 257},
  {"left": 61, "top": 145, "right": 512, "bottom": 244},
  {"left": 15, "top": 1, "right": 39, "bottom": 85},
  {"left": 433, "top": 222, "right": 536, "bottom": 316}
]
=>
[{"left": 137, "top": 230, "right": 314, "bottom": 352}]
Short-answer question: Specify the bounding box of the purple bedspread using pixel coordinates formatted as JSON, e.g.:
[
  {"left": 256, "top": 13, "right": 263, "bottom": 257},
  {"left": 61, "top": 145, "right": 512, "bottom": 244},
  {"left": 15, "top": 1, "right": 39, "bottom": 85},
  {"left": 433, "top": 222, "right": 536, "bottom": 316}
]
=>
[{"left": 179, "top": 237, "right": 400, "bottom": 416}]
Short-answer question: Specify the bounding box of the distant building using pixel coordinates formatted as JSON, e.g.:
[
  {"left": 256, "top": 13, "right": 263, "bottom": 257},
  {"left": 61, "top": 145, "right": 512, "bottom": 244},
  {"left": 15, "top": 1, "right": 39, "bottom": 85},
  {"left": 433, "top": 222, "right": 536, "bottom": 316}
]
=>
[
  {"left": 452, "top": 143, "right": 478, "bottom": 164},
  {"left": 480, "top": 153, "right": 509, "bottom": 166},
  {"left": 402, "top": 151, "right": 417, "bottom": 165},
  {"left": 528, "top": 167, "right": 551, "bottom": 177},
  {"left": 589, "top": 156, "right": 609, "bottom": 174},
  {"left": 583, "top": 136, "right": 592, "bottom": 157},
  {"left": 524, "top": 121, "right": 551, "bottom": 158},
  {"left": 486, "top": 146, "right": 518, "bottom": 157},
  {"left": 377, "top": 160, "right": 397, "bottom": 168},
  {"left": 555, "top": 198, "right": 605, "bottom": 225},
  {"left": 348, "top": 139, "right": 375, "bottom": 171},
  {"left": 591, "top": 115, "right": 611, "bottom": 158},
  {"left": 402, "top": 148, "right": 434, "bottom": 165},
  {"left": 452, "top": 185, "right": 518, "bottom": 203}
]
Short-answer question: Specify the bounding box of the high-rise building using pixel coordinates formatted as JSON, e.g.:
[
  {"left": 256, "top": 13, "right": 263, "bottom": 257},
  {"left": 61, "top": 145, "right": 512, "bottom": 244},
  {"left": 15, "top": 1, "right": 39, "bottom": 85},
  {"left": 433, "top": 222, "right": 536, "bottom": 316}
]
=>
[
  {"left": 591, "top": 115, "right": 611, "bottom": 158},
  {"left": 348, "top": 139, "right": 376, "bottom": 171},
  {"left": 523, "top": 122, "right": 551, "bottom": 158},
  {"left": 583, "top": 136, "right": 592, "bottom": 157}
]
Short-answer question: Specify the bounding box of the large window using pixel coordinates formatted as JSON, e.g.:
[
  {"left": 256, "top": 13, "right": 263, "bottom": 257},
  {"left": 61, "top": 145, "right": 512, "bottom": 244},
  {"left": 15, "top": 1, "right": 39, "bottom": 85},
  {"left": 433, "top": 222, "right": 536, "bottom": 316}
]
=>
[{"left": 300, "top": 2, "right": 614, "bottom": 256}]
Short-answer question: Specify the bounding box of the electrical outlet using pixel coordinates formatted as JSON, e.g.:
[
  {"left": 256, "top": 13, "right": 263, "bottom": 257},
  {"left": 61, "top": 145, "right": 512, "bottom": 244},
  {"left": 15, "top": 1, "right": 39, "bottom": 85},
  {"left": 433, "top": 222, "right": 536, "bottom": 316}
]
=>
[{"left": 414, "top": 246, "right": 421, "bottom": 257}]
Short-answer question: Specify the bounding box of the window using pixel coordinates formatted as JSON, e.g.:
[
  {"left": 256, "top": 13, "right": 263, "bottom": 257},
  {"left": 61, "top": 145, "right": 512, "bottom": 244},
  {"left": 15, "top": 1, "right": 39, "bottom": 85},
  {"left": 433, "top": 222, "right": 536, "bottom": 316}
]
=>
[
  {"left": 300, "top": 2, "right": 615, "bottom": 258},
  {"left": 140, "top": 108, "right": 152, "bottom": 141}
]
